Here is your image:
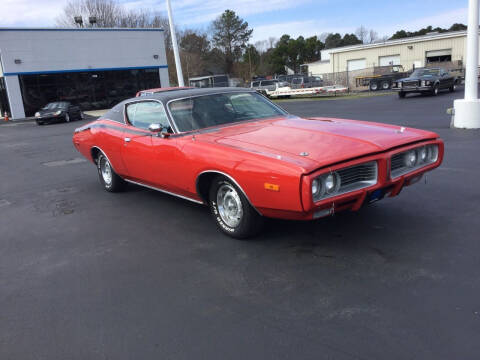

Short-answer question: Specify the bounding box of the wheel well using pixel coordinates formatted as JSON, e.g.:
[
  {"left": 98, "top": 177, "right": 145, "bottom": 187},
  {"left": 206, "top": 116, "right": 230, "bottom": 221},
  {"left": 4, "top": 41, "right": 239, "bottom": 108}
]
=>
[
  {"left": 196, "top": 172, "right": 220, "bottom": 203},
  {"left": 91, "top": 147, "right": 101, "bottom": 164}
]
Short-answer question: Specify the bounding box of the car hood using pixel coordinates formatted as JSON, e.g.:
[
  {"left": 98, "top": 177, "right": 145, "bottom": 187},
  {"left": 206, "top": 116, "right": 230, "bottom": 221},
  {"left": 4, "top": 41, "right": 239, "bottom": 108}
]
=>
[
  {"left": 38, "top": 108, "right": 64, "bottom": 115},
  {"left": 197, "top": 116, "right": 438, "bottom": 172},
  {"left": 398, "top": 75, "right": 438, "bottom": 82}
]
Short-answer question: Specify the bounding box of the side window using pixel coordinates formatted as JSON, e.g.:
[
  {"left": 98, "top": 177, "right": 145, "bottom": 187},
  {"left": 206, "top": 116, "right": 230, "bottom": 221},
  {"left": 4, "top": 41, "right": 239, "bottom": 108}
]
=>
[{"left": 126, "top": 101, "right": 170, "bottom": 130}]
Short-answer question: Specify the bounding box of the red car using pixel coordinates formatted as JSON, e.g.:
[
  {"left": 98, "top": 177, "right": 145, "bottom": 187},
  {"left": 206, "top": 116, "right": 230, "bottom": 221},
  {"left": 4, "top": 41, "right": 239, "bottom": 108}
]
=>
[{"left": 73, "top": 88, "right": 444, "bottom": 238}]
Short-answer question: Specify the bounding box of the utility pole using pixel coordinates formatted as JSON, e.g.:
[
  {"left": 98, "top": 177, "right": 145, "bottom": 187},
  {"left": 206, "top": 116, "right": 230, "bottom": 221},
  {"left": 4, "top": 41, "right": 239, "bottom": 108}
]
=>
[
  {"left": 166, "top": 0, "right": 185, "bottom": 87},
  {"left": 453, "top": 0, "right": 480, "bottom": 128}
]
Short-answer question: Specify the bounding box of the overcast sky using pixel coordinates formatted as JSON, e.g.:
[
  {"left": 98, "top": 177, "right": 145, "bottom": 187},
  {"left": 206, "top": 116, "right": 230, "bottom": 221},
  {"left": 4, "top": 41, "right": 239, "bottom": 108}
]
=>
[{"left": 0, "top": 0, "right": 469, "bottom": 43}]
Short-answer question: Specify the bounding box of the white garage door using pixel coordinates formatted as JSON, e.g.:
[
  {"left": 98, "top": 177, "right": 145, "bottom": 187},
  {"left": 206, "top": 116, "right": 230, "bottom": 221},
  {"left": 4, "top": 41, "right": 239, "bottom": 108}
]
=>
[
  {"left": 379, "top": 55, "right": 400, "bottom": 66},
  {"left": 347, "top": 58, "right": 366, "bottom": 71}
]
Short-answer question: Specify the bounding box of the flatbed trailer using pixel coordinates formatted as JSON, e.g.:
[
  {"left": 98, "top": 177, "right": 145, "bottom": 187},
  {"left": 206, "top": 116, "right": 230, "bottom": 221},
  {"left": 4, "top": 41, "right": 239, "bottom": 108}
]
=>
[
  {"left": 355, "top": 65, "right": 409, "bottom": 91},
  {"left": 265, "top": 85, "right": 348, "bottom": 98}
]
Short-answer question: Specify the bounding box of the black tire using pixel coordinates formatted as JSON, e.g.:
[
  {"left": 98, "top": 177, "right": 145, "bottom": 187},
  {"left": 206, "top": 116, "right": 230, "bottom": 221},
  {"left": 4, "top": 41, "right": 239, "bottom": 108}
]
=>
[
  {"left": 65, "top": 113, "right": 71, "bottom": 122},
  {"left": 79, "top": 111, "right": 85, "bottom": 120},
  {"left": 96, "top": 153, "right": 126, "bottom": 192},
  {"left": 381, "top": 80, "right": 391, "bottom": 90},
  {"left": 449, "top": 83, "right": 457, "bottom": 92},
  {"left": 36, "top": 120, "right": 44, "bottom": 125},
  {"left": 431, "top": 84, "right": 439, "bottom": 96},
  {"left": 369, "top": 81, "right": 379, "bottom": 91},
  {"left": 208, "top": 176, "right": 263, "bottom": 239},
  {"left": 398, "top": 91, "right": 406, "bottom": 98}
]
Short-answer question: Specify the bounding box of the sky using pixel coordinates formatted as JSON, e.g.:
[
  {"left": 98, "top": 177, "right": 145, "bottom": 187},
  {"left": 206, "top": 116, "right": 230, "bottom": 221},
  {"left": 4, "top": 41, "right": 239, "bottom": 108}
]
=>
[{"left": 0, "top": 0, "right": 469, "bottom": 43}]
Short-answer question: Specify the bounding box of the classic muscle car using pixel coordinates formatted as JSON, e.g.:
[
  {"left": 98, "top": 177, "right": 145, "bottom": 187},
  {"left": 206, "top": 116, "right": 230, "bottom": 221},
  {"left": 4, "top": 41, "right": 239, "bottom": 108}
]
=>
[
  {"left": 72, "top": 88, "right": 444, "bottom": 238},
  {"left": 35, "top": 101, "right": 84, "bottom": 125},
  {"left": 392, "top": 68, "right": 458, "bottom": 98}
]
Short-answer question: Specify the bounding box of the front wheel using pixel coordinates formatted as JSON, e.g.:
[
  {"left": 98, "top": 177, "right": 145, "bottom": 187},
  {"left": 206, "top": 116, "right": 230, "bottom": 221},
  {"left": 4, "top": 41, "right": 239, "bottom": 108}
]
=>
[
  {"left": 398, "top": 91, "right": 406, "bottom": 98},
  {"left": 96, "top": 153, "right": 126, "bottom": 192},
  {"left": 209, "top": 176, "right": 263, "bottom": 239},
  {"left": 65, "top": 113, "right": 71, "bottom": 122},
  {"left": 431, "top": 84, "right": 439, "bottom": 96},
  {"left": 369, "top": 81, "right": 378, "bottom": 91}
]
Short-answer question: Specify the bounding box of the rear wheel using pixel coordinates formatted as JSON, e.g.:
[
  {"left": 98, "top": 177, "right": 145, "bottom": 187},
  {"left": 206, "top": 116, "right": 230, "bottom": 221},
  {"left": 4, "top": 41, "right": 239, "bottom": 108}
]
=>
[
  {"left": 96, "top": 153, "right": 125, "bottom": 192},
  {"left": 398, "top": 91, "right": 406, "bottom": 98},
  {"left": 381, "top": 80, "right": 391, "bottom": 90},
  {"left": 369, "top": 81, "right": 379, "bottom": 91},
  {"left": 208, "top": 176, "right": 263, "bottom": 239},
  {"left": 449, "top": 83, "right": 457, "bottom": 92}
]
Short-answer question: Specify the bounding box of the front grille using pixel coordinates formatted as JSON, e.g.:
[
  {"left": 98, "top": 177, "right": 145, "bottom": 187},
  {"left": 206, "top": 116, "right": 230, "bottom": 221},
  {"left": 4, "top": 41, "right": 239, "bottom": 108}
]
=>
[
  {"left": 391, "top": 153, "right": 405, "bottom": 172},
  {"left": 403, "top": 80, "right": 419, "bottom": 87},
  {"left": 337, "top": 161, "right": 378, "bottom": 192},
  {"left": 337, "top": 162, "right": 378, "bottom": 189},
  {"left": 312, "top": 161, "right": 378, "bottom": 202},
  {"left": 390, "top": 145, "right": 439, "bottom": 178}
]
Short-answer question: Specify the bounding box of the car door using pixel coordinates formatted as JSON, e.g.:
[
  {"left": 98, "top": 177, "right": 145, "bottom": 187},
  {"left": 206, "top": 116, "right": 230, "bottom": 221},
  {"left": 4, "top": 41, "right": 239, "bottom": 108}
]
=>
[
  {"left": 439, "top": 70, "right": 451, "bottom": 88},
  {"left": 121, "top": 100, "right": 174, "bottom": 187}
]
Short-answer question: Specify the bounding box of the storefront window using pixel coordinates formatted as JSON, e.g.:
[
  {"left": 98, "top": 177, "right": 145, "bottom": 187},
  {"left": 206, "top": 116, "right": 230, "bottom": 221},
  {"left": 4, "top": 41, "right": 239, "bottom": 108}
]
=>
[{"left": 19, "top": 68, "right": 161, "bottom": 116}]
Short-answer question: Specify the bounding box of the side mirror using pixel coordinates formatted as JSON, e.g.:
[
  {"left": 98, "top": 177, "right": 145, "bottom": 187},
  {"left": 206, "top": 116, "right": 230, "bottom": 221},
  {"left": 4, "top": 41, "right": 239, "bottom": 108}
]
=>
[
  {"left": 149, "top": 123, "right": 162, "bottom": 132},
  {"left": 149, "top": 123, "right": 171, "bottom": 138}
]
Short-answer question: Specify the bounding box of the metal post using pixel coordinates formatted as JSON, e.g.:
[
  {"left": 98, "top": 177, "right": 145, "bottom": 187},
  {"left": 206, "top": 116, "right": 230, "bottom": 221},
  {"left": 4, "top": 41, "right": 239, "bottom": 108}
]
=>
[
  {"left": 166, "top": 0, "right": 185, "bottom": 87},
  {"left": 453, "top": 0, "right": 480, "bottom": 128}
]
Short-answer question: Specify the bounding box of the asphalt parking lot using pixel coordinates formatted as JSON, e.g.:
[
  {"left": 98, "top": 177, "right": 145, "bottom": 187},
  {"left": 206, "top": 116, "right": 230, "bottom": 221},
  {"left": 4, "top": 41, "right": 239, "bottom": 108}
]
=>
[{"left": 1, "top": 88, "right": 479, "bottom": 359}]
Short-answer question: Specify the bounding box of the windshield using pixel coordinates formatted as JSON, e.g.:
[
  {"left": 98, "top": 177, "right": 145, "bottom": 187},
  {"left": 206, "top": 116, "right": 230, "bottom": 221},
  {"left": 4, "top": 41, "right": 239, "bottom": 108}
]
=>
[
  {"left": 168, "top": 92, "right": 288, "bottom": 132},
  {"left": 42, "top": 102, "right": 68, "bottom": 110},
  {"left": 411, "top": 69, "right": 440, "bottom": 77},
  {"left": 292, "top": 77, "right": 304, "bottom": 84}
]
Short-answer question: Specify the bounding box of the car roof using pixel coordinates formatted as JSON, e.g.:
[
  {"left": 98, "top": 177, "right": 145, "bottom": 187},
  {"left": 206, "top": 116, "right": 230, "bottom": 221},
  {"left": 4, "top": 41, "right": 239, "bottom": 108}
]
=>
[{"left": 134, "top": 87, "right": 257, "bottom": 103}]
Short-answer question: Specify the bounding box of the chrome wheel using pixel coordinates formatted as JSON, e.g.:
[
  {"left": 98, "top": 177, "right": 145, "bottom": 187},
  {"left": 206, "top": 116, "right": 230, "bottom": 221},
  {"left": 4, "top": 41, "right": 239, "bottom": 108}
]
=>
[
  {"left": 99, "top": 157, "right": 112, "bottom": 186},
  {"left": 216, "top": 184, "right": 243, "bottom": 228}
]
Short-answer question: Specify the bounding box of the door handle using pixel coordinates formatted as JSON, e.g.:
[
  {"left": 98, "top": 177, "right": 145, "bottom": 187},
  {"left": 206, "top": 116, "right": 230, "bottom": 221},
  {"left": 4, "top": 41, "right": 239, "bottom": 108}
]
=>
[{"left": 124, "top": 137, "right": 131, "bottom": 143}]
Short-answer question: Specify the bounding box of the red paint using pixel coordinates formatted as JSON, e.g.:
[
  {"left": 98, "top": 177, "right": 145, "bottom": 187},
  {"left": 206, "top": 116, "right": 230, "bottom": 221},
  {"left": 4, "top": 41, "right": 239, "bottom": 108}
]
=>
[{"left": 73, "top": 115, "right": 444, "bottom": 220}]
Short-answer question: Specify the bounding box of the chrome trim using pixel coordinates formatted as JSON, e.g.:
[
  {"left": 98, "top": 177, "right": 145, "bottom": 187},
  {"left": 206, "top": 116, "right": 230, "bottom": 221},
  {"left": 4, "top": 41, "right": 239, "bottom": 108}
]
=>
[
  {"left": 196, "top": 170, "right": 261, "bottom": 215},
  {"left": 123, "top": 99, "right": 177, "bottom": 134},
  {"left": 390, "top": 145, "right": 438, "bottom": 179},
  {"left": 165, "top": 90, "right": 289, "bottom": 135},
  {"left": 313, "top": 161, "right": 378, "bottom": 202},
  {"left": 124, "top": 179, "right": 204, "bottom": 204},
  {"left": 91, "top": 146, "right": 118, "bottom": 173},
  {"left": 124, "top": 137, "right": 131, "bottom": 142}
]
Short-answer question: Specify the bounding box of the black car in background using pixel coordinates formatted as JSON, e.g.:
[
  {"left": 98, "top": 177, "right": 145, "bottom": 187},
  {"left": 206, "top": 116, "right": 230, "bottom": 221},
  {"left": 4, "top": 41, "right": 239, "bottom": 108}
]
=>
[
  {"left": 35, "top": 102, "right": 84, "bottom": 125},
  {"left": 392, "top": 68, "right": 458, "bottom": 98}
]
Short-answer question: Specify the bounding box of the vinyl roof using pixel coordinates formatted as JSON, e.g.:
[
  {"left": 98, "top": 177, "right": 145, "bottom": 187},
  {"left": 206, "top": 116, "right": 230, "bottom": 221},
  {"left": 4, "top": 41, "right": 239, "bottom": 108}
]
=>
[{"left": 138, "top": 87, "right": 256, "bottom": 103}]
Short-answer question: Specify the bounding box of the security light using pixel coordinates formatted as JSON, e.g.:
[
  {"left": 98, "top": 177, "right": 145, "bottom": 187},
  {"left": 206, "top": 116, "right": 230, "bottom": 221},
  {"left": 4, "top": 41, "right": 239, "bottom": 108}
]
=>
[{"left": 74, "top": 16, "right": 83, "bottom": 26}]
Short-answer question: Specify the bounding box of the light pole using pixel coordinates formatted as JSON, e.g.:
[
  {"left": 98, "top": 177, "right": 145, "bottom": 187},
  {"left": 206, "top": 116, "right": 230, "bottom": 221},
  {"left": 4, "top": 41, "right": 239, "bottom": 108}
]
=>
[
  {"left": 453, "top": 0, "right": 480, "bottom": 128},
  {"left": 166, "top": 0, "right": 185, "bottom": 87}
]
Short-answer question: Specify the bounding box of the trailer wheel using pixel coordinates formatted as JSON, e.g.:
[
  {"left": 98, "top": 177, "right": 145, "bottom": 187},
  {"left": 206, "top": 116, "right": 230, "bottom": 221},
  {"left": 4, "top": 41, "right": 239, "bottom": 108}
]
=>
[
  {"left": 381, "top": 80, "right": 391, "bottom": 90},
  {"left": 369, "top": 81, "right": 379, "bottom": 91}
]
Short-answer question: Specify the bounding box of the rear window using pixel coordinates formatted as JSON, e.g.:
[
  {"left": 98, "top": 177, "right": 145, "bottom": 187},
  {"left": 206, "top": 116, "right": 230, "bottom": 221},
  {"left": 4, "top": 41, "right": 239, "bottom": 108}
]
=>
[{"left": 261, "top": 80, "right": 275, "bottom": 86}]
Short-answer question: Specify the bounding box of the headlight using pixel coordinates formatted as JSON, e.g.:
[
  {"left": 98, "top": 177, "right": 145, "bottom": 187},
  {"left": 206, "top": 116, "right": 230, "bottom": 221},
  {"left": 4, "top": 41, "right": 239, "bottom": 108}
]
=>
[
  {"left": 312, "top": 172, "right": 341, "bottom": 201},
  {"left": 391, "top": 144, "right": 439, "bottom": 178},
  {"left": 54, "top": 110, "right": 62, "bottom": 116},
  {"left": 404, "top": 150, "right": 417, "bottom": 167},
  {"left": 311, "top": 179, "right": 320, "bottom": 197},
  {"left": 35, "top": 112, "right": 40, "bottom": 118}
]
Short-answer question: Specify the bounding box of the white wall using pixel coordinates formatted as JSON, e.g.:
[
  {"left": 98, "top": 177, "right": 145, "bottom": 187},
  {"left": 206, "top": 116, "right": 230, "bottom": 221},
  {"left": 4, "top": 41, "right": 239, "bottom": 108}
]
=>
[{"left": 0, "top": 28, "right": 169, "bottom": 119}]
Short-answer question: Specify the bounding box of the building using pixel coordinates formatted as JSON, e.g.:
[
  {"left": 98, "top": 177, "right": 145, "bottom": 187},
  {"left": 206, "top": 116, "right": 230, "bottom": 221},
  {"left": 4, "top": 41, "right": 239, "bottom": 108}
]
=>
[
  {"left": 0, "top": 28, "right": 169, "bottom": 119},
  {"left": 305, "top": 30, "right": 479, "bottom": 76}
]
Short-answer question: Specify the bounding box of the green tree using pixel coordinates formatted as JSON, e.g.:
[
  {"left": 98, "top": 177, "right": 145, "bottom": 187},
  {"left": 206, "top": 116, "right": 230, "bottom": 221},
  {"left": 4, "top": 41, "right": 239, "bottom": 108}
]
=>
[
  {"left": 211, "top": 10, "right": 253, "bottom": 74},
  {"left": 342, "top": 33, "right": 362, "bottom": 46},
  {"left": 324, "top": 33, "right": 342, "bottom": 49}
]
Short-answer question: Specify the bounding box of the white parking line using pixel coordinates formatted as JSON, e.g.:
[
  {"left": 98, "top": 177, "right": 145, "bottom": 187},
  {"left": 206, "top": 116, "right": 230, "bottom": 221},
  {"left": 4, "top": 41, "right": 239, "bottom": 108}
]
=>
[{"left": 43, "top": 158, "right": 87, "bottom": 167}]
